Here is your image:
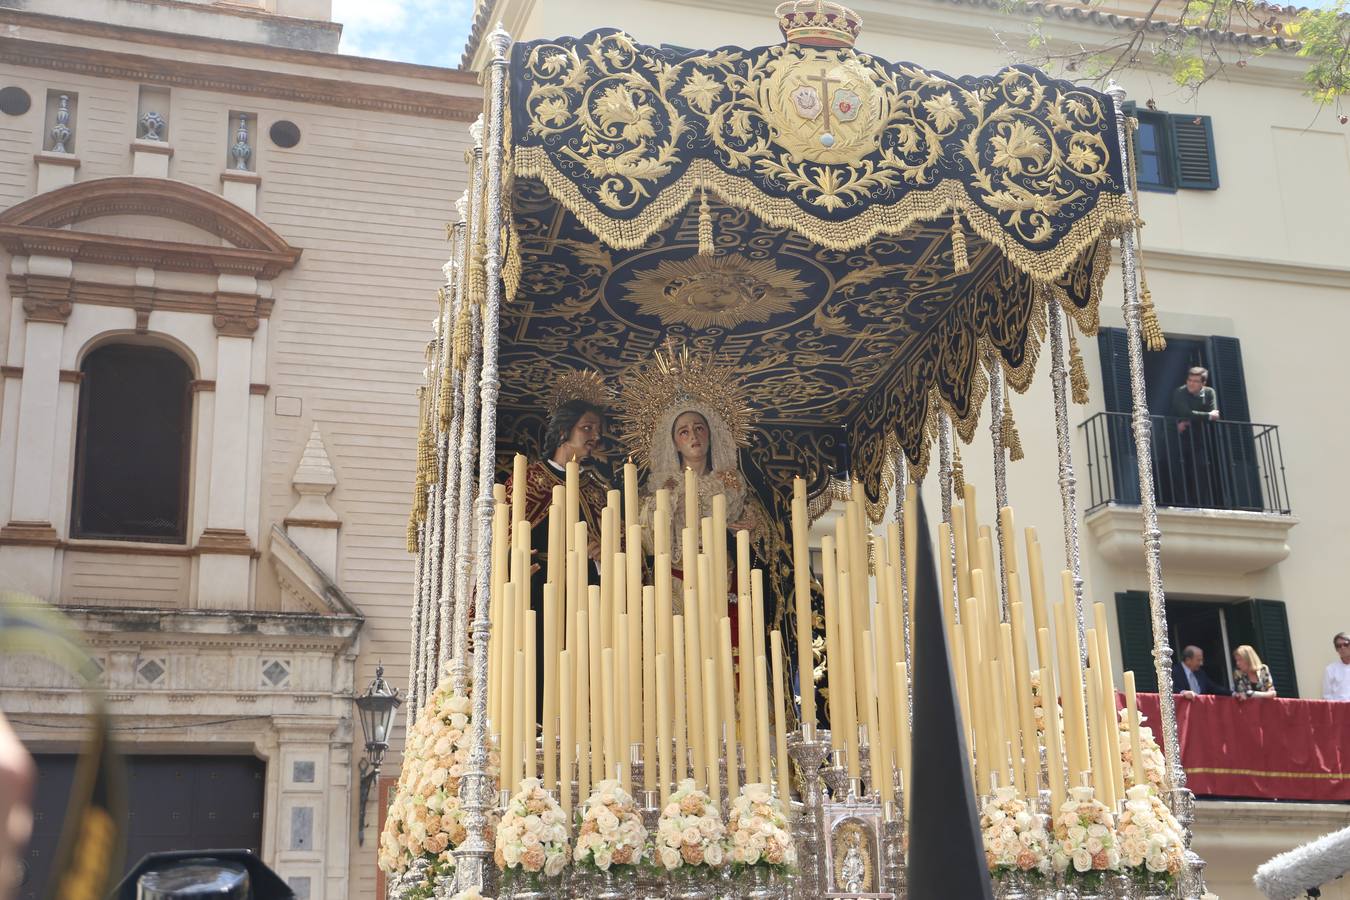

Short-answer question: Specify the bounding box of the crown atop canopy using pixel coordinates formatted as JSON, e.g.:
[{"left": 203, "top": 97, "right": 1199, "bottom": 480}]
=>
[
  {"left": 774, "top": 0, "right": 862, "bottom": 48},
  {"left": 546, "top": 369, "right": 612, "bottom": 417},
  {"left": 618, "top": 343, "right": 755, "bottom": 472}
]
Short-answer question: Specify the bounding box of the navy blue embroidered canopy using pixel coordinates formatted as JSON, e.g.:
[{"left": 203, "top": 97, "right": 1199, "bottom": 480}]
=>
[{"left": 495, "top": 27, "right": 1132, "bottom": 506}]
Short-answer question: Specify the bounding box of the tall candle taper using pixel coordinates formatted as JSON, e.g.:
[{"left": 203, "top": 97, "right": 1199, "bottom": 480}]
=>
[
  {"left": 565, "top": 459, "right": 580, "bottom": 552},
  {"left": 1123, "top": 670, "right": 1145, "bottom": 787},
  {"left": 894, "top": 660, "right": 911, "bottom": 808},
  {"left": 588, "top": 587, "right": 603, "bottom": 783},
  {"left": 560, "top": 649, "right": 575, "bottom": 820},
  {"left": 951, "top": 502, "right": 971, "bottom": 610},
  {"left": 718, "top": 618, "right": 739, "bottom": 799},
  {"left": 602, "top": 647, "right": 618, "bottom": 785},
  {"left": 712, "top": 493, "right": 729, "bottom": 617},
  {"left": 673, "top": 615, "right": 689, "bottom": 783},
  {"left": 792, "top": 477, "right": 815, "bottom": 731},
  {"left": 821, "top": 536, "right": 843, "bottom": 754},
  {"left": 623, "top": 459, "right": 639, "bottom": 537},
  {"left": 513, "top": 648, "right": 526, "bottom": 794},
  {"left": 703, "top": 657, "right": 721, "bottom": 806},
  {"left": 576, "top": 604, "right": 591, "bottom": 803},
  {"left": 1041, "top": 663, "right": 1066, "bottom": 815},
  {"left": 862, "top": 635, "right": 890, "bottom": 803},
  {"left": 835, "top": 564, "right": 861, "bottom": 780},
  {"left": 684, "top": 582, "right": 706, "bottom": 787},
  {"left": 499, "top": 582, "right": 517, "bottom": 792},
  {"left": 511, "top": 452, "right": 527, "bottom": 540},
  {"left": 524, "top": 609, "right": 538, "bottom": 781},
  {"left": 642, "top": 586, "right": 657, "bottom": 791},
  {"left": 751, "top": 570, "right": 769, "bottom": 774},
  {"left": 657, "top": 652, "right": 672, "bottom": 806},
  {"left": 770, "top": 630, "right": 792, "bottom": 800},
  {"left": 684, "top": 466, "right": 698, "bottom": 550},
  {"left": 754, "top": 654, "right": 772, "bottom": 790}
]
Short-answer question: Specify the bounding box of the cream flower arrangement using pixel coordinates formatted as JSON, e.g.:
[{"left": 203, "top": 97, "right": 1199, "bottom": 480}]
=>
[
  {"left": 449, "top": 890, "right": 482, "bottom": 900},
  {"left": 495, "top": 777, "right": 571, "bottom": 884},
  {"left": 979, "top": 786, "right": 1051, "bottom": 876},
  {"left": 726, "top": 783, "right": 796, "bottom": 870},
  {"left": 1117, "top": 709, "right": 1167, "bottom": 794},
  {"left": 1117, "top": 784, "right": 1185, "bottom": 883},
  {"left": 655, "top": 778, "right": 727, "bottom": 871},
  {"left": 573, "top": 779, "right": 648, "bottom": 872},
  {"left": 1052, "top": 786, "right": 1121, "bottom": 890},
  {"left": 378, "top": 678, "right": 498, "bottom": 876}
]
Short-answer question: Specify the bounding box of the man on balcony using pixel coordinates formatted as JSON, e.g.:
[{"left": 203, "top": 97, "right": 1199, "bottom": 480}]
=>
[
  {"left": 1324, "top": 632, "right": 1350, "bottom": 700},
  {"left": 1171, "top": 366, "right": 1222, "bottom": 507},
  {"left": 1172, "top": 645, "right": 1232, "bottom": 699}
]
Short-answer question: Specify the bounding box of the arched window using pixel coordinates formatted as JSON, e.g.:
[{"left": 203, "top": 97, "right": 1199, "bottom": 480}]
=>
[{"left": 71, "top": 343, "right": 192, "bottom": 542}]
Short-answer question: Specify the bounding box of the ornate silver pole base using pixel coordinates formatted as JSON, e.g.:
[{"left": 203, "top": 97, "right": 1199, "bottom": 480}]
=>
[
  {"left": 1167, "top": 787, "right": 1206, "bottom": 899},
  {"left": 881, "top": 798, "right": 906, "bottom": 898},
  {"left": 788, "top": 729, "right": 830, "bottom": 900}
]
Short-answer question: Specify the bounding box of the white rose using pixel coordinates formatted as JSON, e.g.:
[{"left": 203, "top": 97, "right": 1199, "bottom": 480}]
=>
[
  {"left": 705, "top": 843, "right": 724, "bottom": 867},
  {"left": 544, "top": 849, "right": 567, "bottom": 878},
  {"left": 660, "top": 846, "right": 681, "bottom": 870},
  {"left": 1072, "top": 848, "right": 1093, "bottom": 872}
]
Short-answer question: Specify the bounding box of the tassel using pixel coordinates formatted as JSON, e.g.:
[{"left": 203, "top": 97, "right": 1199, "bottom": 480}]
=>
[
  {"left": 1068, "top": 320, "right": 1090, "bottom": 405},
  {"left": 452, "top": 295, "right": 472, "bottom": 372},
  {"left": 698, "top": 187, "right": 714, "bottom": 256},
  {"left": 1002, "top": 391, "right": 1024, "bottom": 462},
  {"left": 952, "top": 442, "right": 967, "bottom": 497},
  {"left": 1141, "top": 279, "right": 1167, "bottom": 352},
  {"left": 407, "top": 515, "right": 421, "bottom": 554},
  {"left": 950, "top": 209, "right": 969, "bottom": 274}
]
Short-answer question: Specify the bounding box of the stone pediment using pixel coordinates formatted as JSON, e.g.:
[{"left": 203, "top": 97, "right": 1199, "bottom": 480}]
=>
[
  {"left": 269, "top": 524, "right": 360, "bottom": 617},
  {"left": 0, "top": 176, "right": 300, "bottom": 278}
]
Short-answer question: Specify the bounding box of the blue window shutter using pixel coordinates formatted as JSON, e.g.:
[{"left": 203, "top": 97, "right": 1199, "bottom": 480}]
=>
[{"left": 1170, "top": 114, "right": 1219, "bottom": 190}]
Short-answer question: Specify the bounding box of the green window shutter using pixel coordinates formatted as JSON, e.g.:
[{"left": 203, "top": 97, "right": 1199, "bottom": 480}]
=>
[
  {"left": 1205, "top": 335, "right": 1250, "bottom": 422},
  {"left": 1097, "top": 326, "right": 1132, "bottom": 414},
  {"left": 1252, "top": 599, "right": 1299, "bottom": 698},
  {"left": 1169, "top": 114, "right": 1219, "bottom": 190},
  {"left": 1115, "top": 591, "right": 1157, "bottom": 693}
]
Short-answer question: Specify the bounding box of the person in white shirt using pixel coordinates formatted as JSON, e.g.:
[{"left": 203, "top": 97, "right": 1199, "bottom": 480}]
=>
[{"left": 1323, "top": 632, "right": 1350, "bottom": 701}]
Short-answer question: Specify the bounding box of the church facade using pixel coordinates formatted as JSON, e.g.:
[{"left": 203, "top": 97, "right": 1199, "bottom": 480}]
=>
[{"left": 0, "top": 2, "right": 476, "bottom": 898}]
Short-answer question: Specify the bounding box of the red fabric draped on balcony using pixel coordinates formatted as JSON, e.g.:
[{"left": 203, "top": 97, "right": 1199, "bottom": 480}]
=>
[{"left": 1135, "top": 693, "right": 1350, "bottom": 802}]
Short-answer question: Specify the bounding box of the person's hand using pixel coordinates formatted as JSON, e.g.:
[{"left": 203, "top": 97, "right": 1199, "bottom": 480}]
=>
[
  {"left": 1179, "top": 689, "right": 1196, "bottom": 699},
  {"left": 1177, "top": 421, "right": 1189, "bottom": 433},
  {"left": 1235, "top": 690, "right": 1247, "bottom": 702},
  {"left": 0, "top": 710, "right": 35, "bottom": 900},
  {"left": 1208, "top": 410, "right": 1220, "bottom": 421}
]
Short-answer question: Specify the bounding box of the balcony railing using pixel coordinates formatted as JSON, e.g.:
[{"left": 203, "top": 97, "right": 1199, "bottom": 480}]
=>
[{"left": 1079, "top": 412, "right": 1292, "bottom": 515}]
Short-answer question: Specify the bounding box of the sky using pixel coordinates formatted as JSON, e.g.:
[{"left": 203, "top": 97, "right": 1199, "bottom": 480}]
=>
[{"left": 330, "top": 0, "right": 475, "bottom": 67}]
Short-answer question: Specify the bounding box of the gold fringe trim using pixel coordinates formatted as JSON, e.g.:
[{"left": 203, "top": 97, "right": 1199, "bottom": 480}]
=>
[
  {"left": 698, "top": 187, "right": 714, "bottom": 256},
  {"left": 511, "top": 149, "right": 1135, "bottom": 283},
  {"left": 1002, "top": 390, "right": 1024, "bottom": 462},
  {"left": 951, "top": 208, "right": 969, "bottom": 274},
  {"left": 952, "top": 441, "right": 966, "bottom": 498},
  {"left": 1141, "top": 280, "right": 1166, "bottom": 352},
  {"left": 407, "top": 516, "right": 420, "bottom": 554},
  {"left": 1068, "top": 318, "right": 1090, "bottom": 405}
]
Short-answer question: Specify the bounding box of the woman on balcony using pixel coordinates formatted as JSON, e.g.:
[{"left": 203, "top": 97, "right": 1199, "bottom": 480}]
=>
[{"left": 1233, "top": 645, "right": 1277, "bottom": 701}]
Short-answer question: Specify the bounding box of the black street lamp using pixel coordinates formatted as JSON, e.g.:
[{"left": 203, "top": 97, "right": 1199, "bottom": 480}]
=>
[{"left": 354, "top": 664, "right": 401, "bottom": 846}]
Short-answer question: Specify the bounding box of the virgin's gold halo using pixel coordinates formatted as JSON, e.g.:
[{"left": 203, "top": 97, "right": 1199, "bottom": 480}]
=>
[{"left": 618, "top": 344, "right": 755, "bottom": 472}]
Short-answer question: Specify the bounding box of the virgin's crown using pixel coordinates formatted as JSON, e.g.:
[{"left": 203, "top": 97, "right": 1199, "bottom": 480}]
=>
[{"left": 775, "top": 0, "right": 862, "bottom": 49}]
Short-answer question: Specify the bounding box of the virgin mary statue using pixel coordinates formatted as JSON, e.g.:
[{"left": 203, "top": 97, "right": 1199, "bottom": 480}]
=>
[{"left": 619, "top": 345, "right": 769, "bottom": 609}]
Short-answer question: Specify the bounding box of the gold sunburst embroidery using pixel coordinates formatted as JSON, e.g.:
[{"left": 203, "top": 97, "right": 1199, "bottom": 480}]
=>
[{"left": 622, "top": 254, "right": 809, "bottom": 330}]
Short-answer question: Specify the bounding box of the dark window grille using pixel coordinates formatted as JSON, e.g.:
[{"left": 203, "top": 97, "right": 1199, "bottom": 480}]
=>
[{"left": 71, "top": 344, "right": 192, "bottom": 542}]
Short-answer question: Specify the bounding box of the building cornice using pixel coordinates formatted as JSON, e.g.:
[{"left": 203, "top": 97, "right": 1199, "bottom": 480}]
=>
[
  {"left": 0, "top": 7, "right": 477, "bottom": 83},
  {"left": 0, "top": 35, "right": 482, "bottom": 122},
  {"left": 1132, "top": 247, "right": 1350, "bottom": 290},
  {"left": 0, "top": 227, "right": 298, "bottom": 280}
]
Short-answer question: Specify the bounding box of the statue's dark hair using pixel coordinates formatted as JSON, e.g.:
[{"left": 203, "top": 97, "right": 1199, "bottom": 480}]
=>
[{"left": 545, "top": 399, "right": 605, "bottom": 457}]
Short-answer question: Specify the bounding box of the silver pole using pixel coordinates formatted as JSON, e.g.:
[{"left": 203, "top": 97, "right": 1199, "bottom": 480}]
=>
[
  {"left": 439, "top": 218, "right": 467, "bottom": 676},
  {"left": 452, "top": 122, "right": 486, "bottom": 696},
  {"left": 1106, "top": 80, "right": 1204, "bottom": 897},
  {"left": 457, "top": 25, "right": 511, "bottom": 895},
  {"left": 422, "top": 289, "right": 450, "bottom": 704},
  {"left": 988, "top": 354, "right": 1010, "bottom": 621},
  {"left": 1046, "top": 298, "right": 1088, "bottom": 664},
  {"left": 406, "top": 515, "right": 426, "bottom": 729},
  {"left": 938, "top": 412, "right": 960, "bottom": 624}
]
